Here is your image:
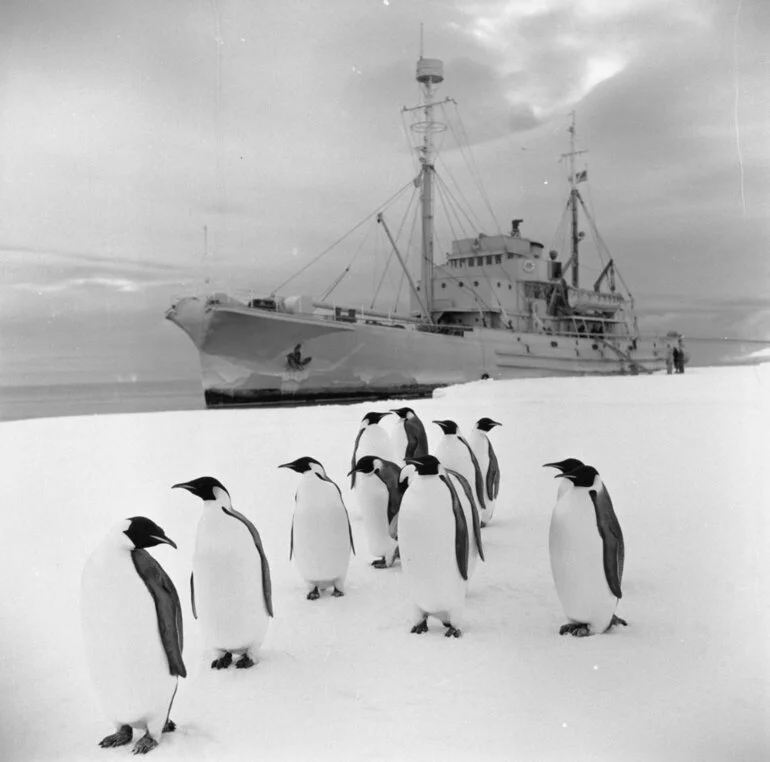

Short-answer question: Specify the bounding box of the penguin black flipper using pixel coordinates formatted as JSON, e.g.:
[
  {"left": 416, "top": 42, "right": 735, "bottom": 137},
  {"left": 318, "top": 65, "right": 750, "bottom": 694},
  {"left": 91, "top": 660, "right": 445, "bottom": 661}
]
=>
[
  {"left": 445, "top": 468, "right": 484, "bottom": 562},
  {"left": 290, "top": 517, "right": 295, "bottom": 561},
  {"left": 439, "top": 474, "right": 470, "bottom": 581},
  {"left": 350, "top": 428, "right": 365, "bottom": 488},
  {"left": 131, "top": 549, "right": 187, "bottom": 678},
  {"left": 458, "top": 435, "right": 487, "bottom": 512},
  {"left": 222, "top": 506, "right": 274, "bottom": 618},
  {"left": 190, "top": 572, "right": 197, "bottom": 620},
  {"left": 601, "top": 485, "right": 625, "bottom": 582},
  {"left": 589, "top": 489, "right": 623, "bottom": 600},
  {"left": 486, "top": 440, "right": 500, "bottom": 502},
  {"left": 376, "top": 460, "right": 405, "bottom": 528},
  {"left": 319, "top": 473, "right": 356, "bottom": 554}
]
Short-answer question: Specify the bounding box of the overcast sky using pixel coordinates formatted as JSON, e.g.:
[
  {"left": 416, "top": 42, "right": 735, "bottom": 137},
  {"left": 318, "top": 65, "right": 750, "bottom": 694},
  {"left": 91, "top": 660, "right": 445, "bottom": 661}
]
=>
[{"left": 1, "top": 0, "right": 768, "bottom": 382}]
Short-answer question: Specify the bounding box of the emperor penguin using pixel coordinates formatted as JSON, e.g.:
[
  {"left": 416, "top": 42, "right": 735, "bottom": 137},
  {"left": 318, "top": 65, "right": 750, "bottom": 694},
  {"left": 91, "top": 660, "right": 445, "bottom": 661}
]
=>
[
  {"left": 433, "top": 419, "right": 488, "bottom": 527},
  {"left": 548, "top": 464, "right": 627, "bottom": 637},
  {"left": 279, "top": 457, "right": 355, "bottom": 599},
  {"left": 389, "top": 407, "right": 429, "bottom": 464},
  {"left": 172, "top": 477, "right": 273, "bottom": 669},
  {"left": 350, "top": 411, "right": 393, "bottom": 488},
  {"left": 468, "top": 417, "right": 502, "bottom": 525},
  {"left": 398, "top": 455, "right": 470, "bottom": 638},
  {"left": 81, "top": 516, "right": 185, "bottom": 755},
  {"left": 348, "top": 455, "right": 403, "bottom": 568}
]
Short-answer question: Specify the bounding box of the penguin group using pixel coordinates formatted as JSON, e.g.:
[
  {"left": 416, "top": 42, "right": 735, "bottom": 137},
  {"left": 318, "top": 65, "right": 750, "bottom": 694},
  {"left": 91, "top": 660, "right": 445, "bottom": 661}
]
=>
[{"left": 80, "top": 402, "right": 626, "bottom": 754}]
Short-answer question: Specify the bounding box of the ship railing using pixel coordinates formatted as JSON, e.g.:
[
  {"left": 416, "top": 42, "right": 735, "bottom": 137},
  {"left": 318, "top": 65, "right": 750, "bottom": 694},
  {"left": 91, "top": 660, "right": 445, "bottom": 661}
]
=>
[{"left": 506, "top": 311, "right": 634, "bottom": 339}]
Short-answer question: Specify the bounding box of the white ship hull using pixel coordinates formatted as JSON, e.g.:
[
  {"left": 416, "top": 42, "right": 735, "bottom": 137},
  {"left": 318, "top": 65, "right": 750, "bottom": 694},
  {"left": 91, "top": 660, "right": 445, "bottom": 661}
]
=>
[{"left": 167, "top": 296, "right": 669, "bottom": 407}]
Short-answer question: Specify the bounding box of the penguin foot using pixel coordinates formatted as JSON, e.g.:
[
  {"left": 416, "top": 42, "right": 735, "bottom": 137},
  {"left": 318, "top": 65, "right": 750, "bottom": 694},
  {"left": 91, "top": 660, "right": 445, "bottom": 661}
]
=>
[
  {"left": 609, "top": 615, "right": 628, "bottom": 629},
  {"left": 99, "top": 725, "right": 132, "bottom": 748},
  {"left": 410, "top": 620, "right": 429, "bottom": 634},
  {"left": 559, "top": 622, "right": 591, "bottom": 637},
  {"left": 162, "top": 720, "right": 176, "bottom": 734},
  {"left": 307, "top": 587, "right": 320, "bottom": 601},
  {"left": 444, "top": 625, "right": 462, "bottom": 639},
  {"left": 211, "top": 652, "right": 233, "bottom": 670},
  {"left": 371, "top": 558, "right": 387, "bottom": 568},
  {"left": 480, "top": 521, "right": 487, "bottom": 528},
  {"left": 332, "top": 587, "right": 345, "bottom": 597},
  {"left": 132, "top": 733, "right": 158, "bottom": 755},
  {"left": 236, "top": 654, "right": 255, "bottom": 669}
]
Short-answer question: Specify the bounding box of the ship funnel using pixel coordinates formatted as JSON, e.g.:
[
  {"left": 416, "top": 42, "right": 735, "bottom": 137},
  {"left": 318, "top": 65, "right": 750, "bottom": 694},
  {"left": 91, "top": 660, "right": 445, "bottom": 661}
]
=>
[{"left": 416, "top": 58, "right": 443, "bottom": 85}]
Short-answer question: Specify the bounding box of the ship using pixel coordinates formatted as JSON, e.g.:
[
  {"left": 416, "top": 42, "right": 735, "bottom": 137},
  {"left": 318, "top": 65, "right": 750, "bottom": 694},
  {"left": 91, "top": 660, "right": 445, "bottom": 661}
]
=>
[{"left": 166, "top": 54, "right": 680, "bottom": 408}]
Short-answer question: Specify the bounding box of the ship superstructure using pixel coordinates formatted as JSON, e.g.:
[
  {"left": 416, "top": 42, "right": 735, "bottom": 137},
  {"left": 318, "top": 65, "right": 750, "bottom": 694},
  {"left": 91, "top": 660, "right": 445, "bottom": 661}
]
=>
[{"left": 166, "top": 54, "right": 677, "bottom": 407}]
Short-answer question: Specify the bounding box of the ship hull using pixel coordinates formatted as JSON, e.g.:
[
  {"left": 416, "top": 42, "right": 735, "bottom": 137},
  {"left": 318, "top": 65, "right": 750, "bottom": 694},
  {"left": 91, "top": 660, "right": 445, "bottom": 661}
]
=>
[{"left": 167, "top": 297, "right": 669, "bottom": 407}]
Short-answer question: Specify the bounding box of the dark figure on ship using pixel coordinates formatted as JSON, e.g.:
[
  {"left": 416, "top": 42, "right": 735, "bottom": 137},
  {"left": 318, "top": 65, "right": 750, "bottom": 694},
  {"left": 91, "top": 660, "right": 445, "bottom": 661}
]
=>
[{"left": 286, "top": 344, "right": 312, "bottom": 371}]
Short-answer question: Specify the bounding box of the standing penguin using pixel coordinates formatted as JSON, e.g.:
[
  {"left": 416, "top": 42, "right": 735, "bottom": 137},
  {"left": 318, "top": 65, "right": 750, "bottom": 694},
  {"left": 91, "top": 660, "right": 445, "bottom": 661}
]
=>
[
  {"left": 81, "top": 516, "right": 185, "bottom": 755},
  {"left": 172, "top": 477, "right": 273, "bottom": 669},
  {"left": 349, "top": 455, "right": 403, "bottom": 568},
  {"left": 433, "top": 419, "right": 488, "bottom": 527},
  {"left": 389, "top": 407, "right": 429, "bottom": 464},
  {"left": 468, "top": 417, "right": 502, "bottom": 525},
  {"left": 279, "top": 457, "right": 355, "bottom": 599},
  {"left": 544, "top": 458, "right": 624, "bottom": 582},
  {"left": 548, "top": 464, "right": 627, "bottom": 637},
  {"left": 350, "top": 411, "right": 393, "bottom": 488},
  {"left": 398, "top": 455, "right": 470, "bottom": 637}
]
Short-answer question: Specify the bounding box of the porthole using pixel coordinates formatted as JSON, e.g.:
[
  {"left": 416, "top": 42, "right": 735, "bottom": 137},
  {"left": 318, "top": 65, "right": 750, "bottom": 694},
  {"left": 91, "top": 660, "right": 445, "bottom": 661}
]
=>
[
  {"left": 458, "top": 282, "right": 464, "bottom": 287},
  {"left": 473, "top": 281, "right": 479, "bottom": 287}
]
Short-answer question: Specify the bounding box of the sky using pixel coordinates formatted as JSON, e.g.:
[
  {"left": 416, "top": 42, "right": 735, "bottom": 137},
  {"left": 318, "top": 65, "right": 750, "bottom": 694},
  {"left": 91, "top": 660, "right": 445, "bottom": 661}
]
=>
[{"left": 1, "top": 0, "right": 769, "bottom": 384}]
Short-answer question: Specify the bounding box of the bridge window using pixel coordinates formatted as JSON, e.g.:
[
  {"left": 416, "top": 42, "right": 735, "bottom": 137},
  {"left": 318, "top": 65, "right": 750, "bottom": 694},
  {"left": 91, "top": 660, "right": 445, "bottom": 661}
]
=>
[
  {"left": 441, "top": 282, "right": 446, "bottom": 288},
  {"left": 495, "top": 255, "right": 502, "bottom": 264},
  {"left": 486, "top": 255, "right": 493, "bottom": 265}
]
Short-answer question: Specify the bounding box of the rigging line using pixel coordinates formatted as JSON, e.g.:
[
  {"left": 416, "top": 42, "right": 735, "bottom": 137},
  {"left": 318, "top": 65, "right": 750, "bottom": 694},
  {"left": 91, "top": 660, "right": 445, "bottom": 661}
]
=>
[
  {"left": 433, "top": 168, "right": 481, "bottom": 235},
  {"left": 371, "top": 185, "right": 420, "bottom": 309},
  {"left": 450, "top": 103, "right": 504, "bottom": 238},
  {"left": 272, "top": 180, "right": 414, "bottom": 294},
  {"left": 393, "top": 196, "right": 422, "bottom": 314},
  {"left": 733, "top": 0, "right": 746, "bottom": 215},
  {"left": 435, "top": 175, "right": 464, "bottom": 247},
  {"left": 321, "top": 219, "right": 376, "bottom": 301},
  {"left": 440, "top": 109, "right": 486, "bottom": 231}
]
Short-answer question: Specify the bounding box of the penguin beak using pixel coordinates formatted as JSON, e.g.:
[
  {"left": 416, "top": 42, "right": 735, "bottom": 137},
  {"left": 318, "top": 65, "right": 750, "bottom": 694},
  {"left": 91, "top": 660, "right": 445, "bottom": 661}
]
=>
[
  {"left": 278, "top": 462, "right": 299, "bottom": 472},
  {"left": 346, "top": 466, "right": 359, "bottom": 477},
  {"left": 150, "top": 533, "right": 178, "bottom": 549},
  {"left": 542, "top": 462, "right": 560, "bottom": 470},
  {"left": 171, "top": 481, "right": 195, "bottom": 493}
]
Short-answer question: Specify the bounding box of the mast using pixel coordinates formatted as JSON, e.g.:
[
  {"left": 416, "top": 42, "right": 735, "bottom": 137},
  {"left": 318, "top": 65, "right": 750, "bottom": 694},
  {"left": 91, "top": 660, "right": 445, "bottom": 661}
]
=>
[
  {"left": 404, "top": 55, "right": 447, "bottom": 320},
  {"left": 562, "top": 112, "right": 586, "bottom": 289}
]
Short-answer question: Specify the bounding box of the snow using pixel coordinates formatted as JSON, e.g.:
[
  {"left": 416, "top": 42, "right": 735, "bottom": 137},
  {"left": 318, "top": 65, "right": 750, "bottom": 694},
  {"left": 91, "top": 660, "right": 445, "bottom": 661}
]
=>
[{"left": 2, "top": 366, "right": 769, "bottom": 761}]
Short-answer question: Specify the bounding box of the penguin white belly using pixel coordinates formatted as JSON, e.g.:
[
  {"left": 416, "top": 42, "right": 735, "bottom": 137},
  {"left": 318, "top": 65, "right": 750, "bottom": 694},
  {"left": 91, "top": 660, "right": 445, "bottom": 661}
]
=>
[
  {"left": 356, "top": 476, "right": 396, "bottom": 558},
  {"left": 81, "top": 549, "right": 176, "bottom": 728},
  {"left": 194, "top": 513, "right": 268, "bottom": 653},
  {"left": 400, "top": 485, "right": 466, "bottom": 616},
  {"left": 390, "top": 426, "right": 408, "bottom": 463},
  {"left": 294, "top": 488, "right": 351, "bottom": 587},
  {"left": 469, "top": 432, "right": 495, "bottom": 523},
  {"left": 549, "top": 495, "right": 617, "bottom": 633},
  {"left": 359, "top": 427, "right": 394, "bottom": 461}
]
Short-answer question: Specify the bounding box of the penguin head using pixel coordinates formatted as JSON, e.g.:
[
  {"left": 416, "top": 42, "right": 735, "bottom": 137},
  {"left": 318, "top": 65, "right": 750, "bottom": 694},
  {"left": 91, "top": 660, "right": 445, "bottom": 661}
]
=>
[
  {"left": 172, "top": 476, "right": 230, "bottom": 502},
  {"left": 390, "top": 407, "right": 415, "bottom": 420},
  {"left": 404, "top": 455, "right": 442, "bottom": 476},
  {"left": 475, "top": 417, "right": 501, "bottom": 432},
  {"left": 123, "top": 516, "right": 177, "bottom": 550},
  {"left": 362, "top": 411, "right": 390, "bottom": 426},
  {"left": 348, "top": 455, "right": 382, "bottom": 477},
  {"left": 543, "top": 458, "right": 586, "bottom": 475},
  {"left": 555, "top": 464, "right": 600, "bottom": 489},
  {"left": 279, "top": 456, "right": 326, "bottom": 477},
  {"left": 433, "top": 419, "right": 458, "bottom": 435}
]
